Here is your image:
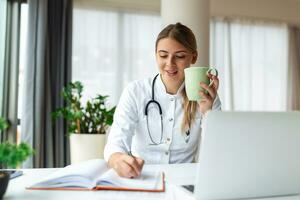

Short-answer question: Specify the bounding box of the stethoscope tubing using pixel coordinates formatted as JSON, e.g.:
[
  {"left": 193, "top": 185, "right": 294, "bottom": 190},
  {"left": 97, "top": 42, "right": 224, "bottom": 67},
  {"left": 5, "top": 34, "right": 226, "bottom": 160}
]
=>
[{"left": 144, "top": 74, "right": 190, "bottom": 145}]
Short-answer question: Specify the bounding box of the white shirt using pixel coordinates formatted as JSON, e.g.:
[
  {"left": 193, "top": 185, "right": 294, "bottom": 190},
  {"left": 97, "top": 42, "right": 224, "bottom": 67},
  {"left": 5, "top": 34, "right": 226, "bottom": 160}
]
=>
[{"left": 104, "top": 75, "right": 221, "bottom": 164}]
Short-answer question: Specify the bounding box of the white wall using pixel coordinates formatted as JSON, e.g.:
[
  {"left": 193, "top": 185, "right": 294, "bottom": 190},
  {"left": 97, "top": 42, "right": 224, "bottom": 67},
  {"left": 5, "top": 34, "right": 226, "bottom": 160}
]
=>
[
  {"left": 75, "top": 0, "right": 300, "bottom": 26},
  {"left": 74, "top": 0, "right": 160, "bottom": 14},
  {"left": 211, "top": 0, "right": 300, "bottom": 26}
]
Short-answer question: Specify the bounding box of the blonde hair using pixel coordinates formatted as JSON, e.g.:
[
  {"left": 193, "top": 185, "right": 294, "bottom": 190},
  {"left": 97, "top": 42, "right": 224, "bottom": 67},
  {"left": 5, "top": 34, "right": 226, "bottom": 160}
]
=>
[{"left": 155, "top": 22, "right": 198, "bottom": 133}]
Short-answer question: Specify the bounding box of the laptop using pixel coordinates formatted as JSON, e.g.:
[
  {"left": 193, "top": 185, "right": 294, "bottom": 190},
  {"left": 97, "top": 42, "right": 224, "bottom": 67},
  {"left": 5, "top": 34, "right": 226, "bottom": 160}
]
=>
[{"left": 194, "top": 111, "right": 300, "bottom": 200}]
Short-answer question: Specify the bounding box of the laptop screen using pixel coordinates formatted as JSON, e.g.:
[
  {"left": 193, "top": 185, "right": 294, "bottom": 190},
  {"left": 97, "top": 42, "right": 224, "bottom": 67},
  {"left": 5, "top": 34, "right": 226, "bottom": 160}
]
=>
[{"left": 194, "top": 111, "right": 300, "bottom": 200}]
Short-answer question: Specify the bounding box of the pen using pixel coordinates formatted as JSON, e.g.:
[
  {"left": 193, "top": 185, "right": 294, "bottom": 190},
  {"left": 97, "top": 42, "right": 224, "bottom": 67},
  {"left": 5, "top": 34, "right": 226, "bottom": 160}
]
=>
[
  {"left": 122, "top": 138, "right": 133, "bottom": 157},
  {"left": 127, "top": 150, "right": 133, "bottom": 157},
  {"left": 122, "top": 139, "right": 140, "bottom": 178}
]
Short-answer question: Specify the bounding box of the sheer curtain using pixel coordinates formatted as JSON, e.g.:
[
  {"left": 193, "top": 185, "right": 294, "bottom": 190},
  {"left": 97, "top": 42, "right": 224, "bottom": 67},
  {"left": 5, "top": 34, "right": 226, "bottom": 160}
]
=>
[
  {"left": 211, "top": 18, "right": 289, "bottom": 111},
  {"left": 73, "top": 13, "right": 293, "bottom": 111},
  {"left": 72, "top": 8, "right": 162, "bottom": 106}
]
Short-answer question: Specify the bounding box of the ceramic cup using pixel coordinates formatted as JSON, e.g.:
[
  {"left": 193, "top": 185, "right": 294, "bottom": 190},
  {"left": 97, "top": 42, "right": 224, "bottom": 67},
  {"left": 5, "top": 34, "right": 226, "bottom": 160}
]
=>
[{"left": 184, "top": 66, "right": 218, "bottom": 101}]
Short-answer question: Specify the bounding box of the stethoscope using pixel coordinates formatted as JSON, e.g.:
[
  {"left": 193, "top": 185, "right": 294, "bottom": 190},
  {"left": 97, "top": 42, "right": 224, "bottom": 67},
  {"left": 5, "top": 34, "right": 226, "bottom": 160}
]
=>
[{"left": 144, "top": 74, "right": 190, "bottom": 145}]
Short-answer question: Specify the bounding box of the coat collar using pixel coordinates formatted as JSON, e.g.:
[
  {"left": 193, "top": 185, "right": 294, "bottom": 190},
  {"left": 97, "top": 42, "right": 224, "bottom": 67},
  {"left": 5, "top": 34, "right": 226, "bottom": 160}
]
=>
[{"left": 156, "top": 74, "right": 185, "bottom": 98}]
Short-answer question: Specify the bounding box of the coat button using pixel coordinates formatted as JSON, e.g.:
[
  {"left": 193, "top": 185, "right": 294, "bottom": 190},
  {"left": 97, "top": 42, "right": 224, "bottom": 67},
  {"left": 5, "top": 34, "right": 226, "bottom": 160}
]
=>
[
  {"left": 169, "top": 118, "right": 173, "bottom": 122},
  {"left": 170, "top": 98, "right": 174, "bottom": 101},
  {"left": 165, "top": 151, "right": 169, "bottom": 155}
]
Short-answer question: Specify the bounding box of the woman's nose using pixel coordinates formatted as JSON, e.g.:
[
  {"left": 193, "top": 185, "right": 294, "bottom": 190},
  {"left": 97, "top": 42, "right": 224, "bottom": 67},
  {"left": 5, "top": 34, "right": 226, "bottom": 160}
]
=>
[{"left": 166, "top": 56, "right": 175, "bottom": 66}]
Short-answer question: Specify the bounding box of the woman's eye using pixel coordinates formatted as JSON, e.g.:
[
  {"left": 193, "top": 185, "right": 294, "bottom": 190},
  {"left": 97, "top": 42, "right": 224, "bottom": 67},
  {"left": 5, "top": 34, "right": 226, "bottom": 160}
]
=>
[
  {"left": 159, "top": 55, "right": 168, "bottom": 58},
  {"left": 176, "top": 55, "right": 185, "bottom": 59}
]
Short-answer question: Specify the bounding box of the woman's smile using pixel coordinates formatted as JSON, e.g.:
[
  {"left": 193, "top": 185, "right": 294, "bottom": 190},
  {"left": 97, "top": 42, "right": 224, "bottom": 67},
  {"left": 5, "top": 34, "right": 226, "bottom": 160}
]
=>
[{"left": 165, "top": 69, "right": 178, "bottom": 77}]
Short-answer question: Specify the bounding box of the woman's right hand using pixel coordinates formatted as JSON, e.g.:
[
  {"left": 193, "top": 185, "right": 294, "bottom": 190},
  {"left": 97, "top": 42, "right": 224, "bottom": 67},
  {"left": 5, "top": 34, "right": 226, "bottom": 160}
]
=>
[{"left": 108, "top": 152, "right": 144, "bottom": 178}]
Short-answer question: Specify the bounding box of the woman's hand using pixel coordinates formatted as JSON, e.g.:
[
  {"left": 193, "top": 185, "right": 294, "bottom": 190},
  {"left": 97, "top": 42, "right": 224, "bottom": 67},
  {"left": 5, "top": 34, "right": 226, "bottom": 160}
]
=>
[
  {"left": 108, "top": 152, "right": 144, "bottom": 178},
  {"left": 198, "top": 74, "right": 219, "bottom": 115}
]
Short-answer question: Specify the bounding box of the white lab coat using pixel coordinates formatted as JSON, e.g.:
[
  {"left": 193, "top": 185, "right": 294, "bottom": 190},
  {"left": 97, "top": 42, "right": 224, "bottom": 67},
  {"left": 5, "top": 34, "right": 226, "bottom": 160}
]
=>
[{"left": 104, "top": 75, "right": 221, "bottom": 164}]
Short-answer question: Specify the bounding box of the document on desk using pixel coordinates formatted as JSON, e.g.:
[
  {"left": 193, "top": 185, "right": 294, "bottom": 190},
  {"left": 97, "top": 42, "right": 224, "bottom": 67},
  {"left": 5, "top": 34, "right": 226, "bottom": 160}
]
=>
[{"left": 27, "top": 159, "right": 165, "bottom": 192}]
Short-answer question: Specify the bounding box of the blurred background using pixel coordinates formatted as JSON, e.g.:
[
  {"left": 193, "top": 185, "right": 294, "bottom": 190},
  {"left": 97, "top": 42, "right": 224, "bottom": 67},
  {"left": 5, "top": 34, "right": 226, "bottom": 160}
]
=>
[{"left": 0, "top": 0, "right": 300, "bottom": 167}]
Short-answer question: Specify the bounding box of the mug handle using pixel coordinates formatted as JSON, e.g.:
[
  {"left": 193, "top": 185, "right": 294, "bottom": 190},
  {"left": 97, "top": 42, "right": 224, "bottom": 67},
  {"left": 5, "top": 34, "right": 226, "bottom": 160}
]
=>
[{"left": 206, "top": 67, "right": 218, "bottom": 87}]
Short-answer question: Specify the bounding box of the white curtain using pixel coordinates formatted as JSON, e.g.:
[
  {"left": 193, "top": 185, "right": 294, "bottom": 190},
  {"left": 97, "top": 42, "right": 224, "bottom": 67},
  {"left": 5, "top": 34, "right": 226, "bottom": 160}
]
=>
[
  {"left": 72, "top": 8, "right": 162, "bottom": 106},
  {"left": 73, "top": 12, "right": 293, "bottom": 111},
  {"left": 211, "top": 18, "right": 289, "bottom": 111}
]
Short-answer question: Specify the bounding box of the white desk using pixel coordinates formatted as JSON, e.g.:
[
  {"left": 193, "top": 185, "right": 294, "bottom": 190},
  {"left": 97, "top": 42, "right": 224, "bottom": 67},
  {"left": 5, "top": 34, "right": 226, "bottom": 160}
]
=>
[
  {"left": 4, "top": 163, "right": 195, "bottom": 200},
  {"left": 4, "top": 163, "right": 300, "bottom": 200}
]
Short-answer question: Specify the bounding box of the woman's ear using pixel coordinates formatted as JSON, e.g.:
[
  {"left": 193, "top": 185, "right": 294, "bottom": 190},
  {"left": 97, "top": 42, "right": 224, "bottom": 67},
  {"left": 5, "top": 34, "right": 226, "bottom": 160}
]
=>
[{"left": 191, "top": 52, "right": 198, "bottom": 64}]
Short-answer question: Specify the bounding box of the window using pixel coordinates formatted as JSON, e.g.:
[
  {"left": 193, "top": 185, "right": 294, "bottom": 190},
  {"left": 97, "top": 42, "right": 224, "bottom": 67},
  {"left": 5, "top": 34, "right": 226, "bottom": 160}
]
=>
[
  {"left": 72, "top": 8, "right": 162, "bottom": 105},
  {"left": 17, "top": 3, "right": 28, "bottom": 142},
  {"left": 0, "top": 0, "right": 7, "bottom": 115},
  {"left": 73, "top": 7, "right": 290, "bottom": 111},
  {"left": 0, "top": 0, "right": 28, "bottom": 142},
  {"left": 211, "top": 19, "right": 289, "bottom": 111}
]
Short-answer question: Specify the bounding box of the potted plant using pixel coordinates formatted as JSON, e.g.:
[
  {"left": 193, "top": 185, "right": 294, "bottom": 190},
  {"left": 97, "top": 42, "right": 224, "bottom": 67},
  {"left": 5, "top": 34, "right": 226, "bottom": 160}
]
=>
[
  {"left": 52, "top": 81, "right": 116, "bottom": 164},
  {"left": 0, "top": 118, "right": 34, "bottom": 198}
]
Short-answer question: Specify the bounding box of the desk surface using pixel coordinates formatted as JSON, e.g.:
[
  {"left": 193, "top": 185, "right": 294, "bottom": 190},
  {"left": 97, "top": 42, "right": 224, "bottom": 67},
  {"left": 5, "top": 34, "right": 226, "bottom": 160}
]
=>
[
  {"left": 4, "top": 163, "right": 195, "bottom": 200},
  {"left": 4, "top": 163, "right": 300, "bottom": 200}
]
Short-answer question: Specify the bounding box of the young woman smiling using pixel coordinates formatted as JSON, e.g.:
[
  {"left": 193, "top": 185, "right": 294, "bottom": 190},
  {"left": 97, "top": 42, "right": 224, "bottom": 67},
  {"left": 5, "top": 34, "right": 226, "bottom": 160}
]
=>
[{"left": 104, "top": 23, "right": 221, "bottom": 178}]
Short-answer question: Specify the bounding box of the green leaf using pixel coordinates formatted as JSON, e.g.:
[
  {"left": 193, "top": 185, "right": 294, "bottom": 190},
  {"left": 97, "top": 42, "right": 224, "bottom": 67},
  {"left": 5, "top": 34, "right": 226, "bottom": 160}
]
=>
[
  {"left": 0, "top": 118, "right": 9, "bottom": 131},
  {"left": 0, "top": 142, "right": 34, "bottom": 168},
  {"left": 52, "top": 81, "right": 116, "bottom": 134}
]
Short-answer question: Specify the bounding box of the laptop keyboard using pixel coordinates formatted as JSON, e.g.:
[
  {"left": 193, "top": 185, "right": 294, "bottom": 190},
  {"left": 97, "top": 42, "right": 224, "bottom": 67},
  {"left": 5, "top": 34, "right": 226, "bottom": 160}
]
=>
[{"left": 182, "top": 185, "right": 194, "bottom": 193}]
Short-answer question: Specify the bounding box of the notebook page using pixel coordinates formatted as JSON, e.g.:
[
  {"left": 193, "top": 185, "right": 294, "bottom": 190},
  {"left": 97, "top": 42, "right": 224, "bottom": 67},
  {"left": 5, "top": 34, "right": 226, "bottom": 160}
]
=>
[
  {"left": 97, "top": 169, "right": 163, "bottom": 190},
  {"left": 30, "top": 159, "right": 108, "bottom": 188}
]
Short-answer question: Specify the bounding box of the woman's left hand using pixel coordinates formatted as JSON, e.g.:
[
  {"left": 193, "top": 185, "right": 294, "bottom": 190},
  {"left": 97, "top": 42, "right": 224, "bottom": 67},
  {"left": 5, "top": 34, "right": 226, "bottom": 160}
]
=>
[{"left": 198, "top": 74, "right": 219, "bottom": 115}]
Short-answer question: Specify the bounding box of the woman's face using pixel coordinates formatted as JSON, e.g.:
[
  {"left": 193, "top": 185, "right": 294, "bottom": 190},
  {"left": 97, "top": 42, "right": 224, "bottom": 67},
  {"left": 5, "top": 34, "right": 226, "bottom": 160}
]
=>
[{"left": 156, "top": 37, "right": 197, "bottom": 85}]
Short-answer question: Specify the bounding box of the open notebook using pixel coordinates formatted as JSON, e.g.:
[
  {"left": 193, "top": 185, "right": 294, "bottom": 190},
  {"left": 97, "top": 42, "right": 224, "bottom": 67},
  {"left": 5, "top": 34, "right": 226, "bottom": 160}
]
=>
[{"left": 27, "top": 159, "right": 165, "bottom": 192}]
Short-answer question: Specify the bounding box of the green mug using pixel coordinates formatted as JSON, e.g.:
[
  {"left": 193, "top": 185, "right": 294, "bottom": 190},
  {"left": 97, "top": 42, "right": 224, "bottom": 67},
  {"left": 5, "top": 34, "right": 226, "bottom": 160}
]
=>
[{"left": 184, "top": 66, "right": 218, "bottom": 101}]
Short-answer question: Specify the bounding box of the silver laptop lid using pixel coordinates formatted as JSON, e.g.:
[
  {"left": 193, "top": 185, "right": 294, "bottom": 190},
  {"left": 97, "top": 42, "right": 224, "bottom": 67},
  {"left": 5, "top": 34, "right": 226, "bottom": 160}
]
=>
[{"left": 195, "top": 111, "right": 300, "bottom": 200}]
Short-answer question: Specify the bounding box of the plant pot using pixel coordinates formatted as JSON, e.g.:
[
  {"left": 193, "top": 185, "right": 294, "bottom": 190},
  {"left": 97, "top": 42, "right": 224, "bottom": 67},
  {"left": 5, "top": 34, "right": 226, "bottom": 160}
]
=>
[
  {"left": 0, "top": 172, "right": 9, "bottom": 199},
  {"left": 70, "top": 133, "right": 106, "bottom": 164}
]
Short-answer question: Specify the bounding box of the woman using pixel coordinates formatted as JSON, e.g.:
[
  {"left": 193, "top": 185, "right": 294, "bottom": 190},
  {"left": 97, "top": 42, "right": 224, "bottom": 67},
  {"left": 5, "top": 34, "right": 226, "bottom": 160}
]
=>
[{"left": 104, "top": 22, "right": 221, "bottom": 178}]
